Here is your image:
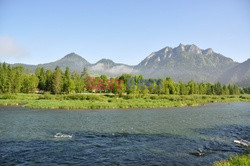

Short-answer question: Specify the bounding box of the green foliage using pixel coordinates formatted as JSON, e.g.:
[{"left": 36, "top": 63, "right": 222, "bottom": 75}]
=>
[
  {"left": 73, "top": 72, "right": 85, "bottom": 93},
  {"left": 213, "top": 154, "right": 250, "bottom": 166},
  {"left": 21, "top": 74, "right": 39, "bottom": 93},
  {"left": 0, "top": 63, "right": 248, "bottom": 98},
  {"left": 0, "top": 93, "right": 17, "bottom": 99},
  {"left": 62, "top": 67, "right": 75, "bottom": 93},
  {"left": 243, "top": 86, "right": 250, "bottom": 94},
  {"left": 0, "top": 93, "right": 250, "bottom": 109},
  {"left": 52, "top": 66, "right": 63, "bottom": 94},
  {"left": 35, "top": 67, "right": 46, "bottom": 90},
  {"left": 39, "top": 92, "right": 55, "bottom": 100}
]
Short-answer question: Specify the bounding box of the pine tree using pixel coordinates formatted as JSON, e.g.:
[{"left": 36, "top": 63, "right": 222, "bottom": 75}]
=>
[
  {"left": 222, "top": 85, "right": 229, "bottom": 95},
  {"left": 179, "top": 82, "right": 188, "bottom": 95},
  {"left": 52, "top": 66, "right": 63, "bottom": 94},
  {"left": 45, "top": 70, "right": 53, "bottom": 92},
  {"left": 6, "top": 65, "right": 14, "bottom": 93},
  {"left": 35, "top": 67, "right": 46, "bottom": 91},
  {"left": 214, "top": 82, "right": 223, "bottom": 95},
  {"left": 188, "top": 80, "right": 195, "bottom": 95},
  {"left": 12, "top": 66, "right": 24, "bottom": 93},
  {"left": 0, "top": 63, "right": 8, "bottom": 93},
  {"left": 73, "top": 72, "right": 85, "bottom": 93},
  {"left": 63, "top": 67, "right": 73, "bottom": 93}
]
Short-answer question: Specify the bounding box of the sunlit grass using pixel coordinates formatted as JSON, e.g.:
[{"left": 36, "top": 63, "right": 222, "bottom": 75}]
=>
[
  {"left": 213, "top": 154, "right": 250, "bottom": 166},
  {"left": 0, "top": 93, "right": 250, "bottom": 109}
]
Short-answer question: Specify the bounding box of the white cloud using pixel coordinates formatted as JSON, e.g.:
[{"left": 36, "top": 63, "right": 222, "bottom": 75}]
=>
[{"left": 0, "top": 36, "right": 28, "bottom": 61}]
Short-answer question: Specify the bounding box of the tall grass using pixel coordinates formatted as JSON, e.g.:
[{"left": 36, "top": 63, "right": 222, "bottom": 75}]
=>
[{"left": 0, "top": 93, "right": 250, "bottom": 109}]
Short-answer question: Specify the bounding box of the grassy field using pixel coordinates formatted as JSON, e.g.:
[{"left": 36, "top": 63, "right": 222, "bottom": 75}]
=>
[
  {"left": 213, "top": 154, "right": 250, "bottom": 166},
  {"left": 0, "top": 93, "right": 250, "bottom": 109}
]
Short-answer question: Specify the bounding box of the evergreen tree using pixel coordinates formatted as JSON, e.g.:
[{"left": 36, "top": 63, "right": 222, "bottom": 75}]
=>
[
  {"left": 6, "top": 65, "right": 14, "bottom": 93},
  {"left": 161, "top": 79, "right": 170, "bottom": 95},
  {"left": 45, "top": 70, "right": 53, "bottom": 92},
  {"left": 52, "top": 66, "right": 63, "bottom": 94},
  {"left": 222, "top": 85, "right": 229, "bottom": 95},
  {"left": 243, "top": 86, "right": 250, "bottom": 94},
  {"left": 63, "top": 67, "right": 75, "bottom": 93},
  {"left": 214, "top": 82, "right": 223, "bottom": 95},
  {"left": 0, "top": 63, "right": 8, "bottom": 93},
  {"left": 179, "top": 82, "right": 188, "bottom": 95},
  {"left": 35, "top": 67, "right": 46, "bottom": 91},
  {"left": 73, "top": 72, "right": 85, "bottom": 93},
  {"left": 188, "top": 80, "right": 195, "bottom": 95},
  {"left": 228, "top": 84, "right": 234, "bottom": 95},
  {"left": 199, "top": 82, "right": 207, "bottom": 95},
  {"left": 206, "top": 83, "right": 214, "bottom": 95}
]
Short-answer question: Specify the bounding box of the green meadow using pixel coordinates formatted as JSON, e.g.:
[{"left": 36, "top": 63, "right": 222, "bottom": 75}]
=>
[{"left": 1, "top": 93, "right": 250, "bottom": 109}]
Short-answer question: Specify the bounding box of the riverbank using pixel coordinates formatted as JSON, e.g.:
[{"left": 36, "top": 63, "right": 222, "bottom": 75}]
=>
[
  {"left": 0, "top": 93, "right": 250, "bottom": 109},
  {"left": 213, "top": 154, "right": 250, "bottom": 166}
]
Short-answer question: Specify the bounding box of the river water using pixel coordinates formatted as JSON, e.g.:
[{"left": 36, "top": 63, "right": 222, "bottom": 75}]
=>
[{"left": 0, "top": 102, "right": 249, "bottom": 165}]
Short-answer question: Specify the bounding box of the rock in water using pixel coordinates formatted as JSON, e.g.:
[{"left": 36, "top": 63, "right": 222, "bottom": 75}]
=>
[
  {"left": 234, "top": 139, "right": 250, "bottom": 147},
  {"left": 54, "top": 132, "right": 72, "bottom": 138},
  {"left": 190, "top": 148, "right": 205, "bottom": 157}
]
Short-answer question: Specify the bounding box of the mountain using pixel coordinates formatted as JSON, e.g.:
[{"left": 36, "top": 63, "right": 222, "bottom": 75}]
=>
[
  {"left": 37, "top": 52, "right": 91, "bottom": 72},
  {"left": 219, "top": 59, "right": 250, "bottom": 87},
  {"left": 88, "top": 59, "right": 135, "bottom": 76},
  {"left": 12, "top": 53, "right": 135, "bottom": 76},
  {"left": 6, "top": 44, "right": 249, "bottom": 86},
  {"left": 12, "top": 52, "right": 91, "bottom": 73},
  {"left": 135, "top": 44, "right": 238, "bottom": 82}
]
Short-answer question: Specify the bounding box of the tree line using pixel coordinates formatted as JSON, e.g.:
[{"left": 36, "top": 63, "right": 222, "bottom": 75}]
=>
[{"left": 0, "top": 63, "right": 249, "bottom": 95}]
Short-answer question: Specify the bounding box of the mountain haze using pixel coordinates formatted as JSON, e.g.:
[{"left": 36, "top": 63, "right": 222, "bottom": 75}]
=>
[
  {"left": 6, "top": 44, "right": 249, "bottom": 86},
  {"left": 88, "top": 59, "right": 135, "bottom": 76}
]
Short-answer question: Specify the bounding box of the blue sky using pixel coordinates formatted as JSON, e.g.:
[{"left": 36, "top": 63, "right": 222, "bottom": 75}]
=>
[{"left": 0, "top": 0, "right": 249, "bottom": 65}]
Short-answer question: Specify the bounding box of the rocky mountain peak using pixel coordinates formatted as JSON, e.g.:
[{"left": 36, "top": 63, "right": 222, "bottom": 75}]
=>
[
  {"left": 203, "top": 48, "right": 214, "bottom": 55},
  {"left": 187, "top": 44, "right": 202, "bottom": 54},
  {"left": 176, "top": 43, "right": 185, "bottom": 52}
]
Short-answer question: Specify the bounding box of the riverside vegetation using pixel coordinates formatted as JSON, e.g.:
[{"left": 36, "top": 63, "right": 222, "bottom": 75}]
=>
[
  {"left": 1, "top": 93, "right": 250, "bottom": 109},
  {"left": 213, "top": 154, "right": 250, "bottom": 166},
  {"left": 0, "top": 63, "right": 250, "bottom": 109}
]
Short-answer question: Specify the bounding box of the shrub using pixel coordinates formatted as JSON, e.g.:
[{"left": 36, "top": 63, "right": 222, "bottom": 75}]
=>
[
  {"left": 63, "top": 94, "right": 87, "bottom": 100},
  {"left": 0, "top": 93, "right": 17, "bottom": 99},
  {"left": 213, "top": 154, "right": 250, "bottom": 166},
  {"left": 39, "top": 92, "right": 55, "bottom": 100}
]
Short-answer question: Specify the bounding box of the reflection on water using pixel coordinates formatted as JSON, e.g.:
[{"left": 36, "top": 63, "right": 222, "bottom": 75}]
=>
[{"left": 0, "top": 102, "right": 249, "bottom": 165}]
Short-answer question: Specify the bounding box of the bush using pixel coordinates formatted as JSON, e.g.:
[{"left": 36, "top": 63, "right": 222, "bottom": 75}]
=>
[
  {"left": 213, "top": 154, "right": 250, "bottom": 166},
  {"left": 86, "top": 95, "right": 104, "bottom": 101},
  {"left": 150, "top": 96, "right": 157, "bottom": 100},
  {"left": 63, "top": 94, "right": 87, "bottom": 100},
  {"left": 122, "top": 95, "right": 135, "bottom": 99},
  {"left": 239, "top": 95, "right": 247, "bottom": 99},
  {"left": 0, "top": 93, "right": 17, "bottom": 99},
  {"left": 39, "top": 92, "right": 55, "bottom": 100},
  {"left": 202, "top": 96, "right": 207, "bottom": 99}
]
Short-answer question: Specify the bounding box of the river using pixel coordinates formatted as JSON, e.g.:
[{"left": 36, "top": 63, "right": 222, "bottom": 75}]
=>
[{"left": 0, "top": 102, "right": 249, "bottom": 165}]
